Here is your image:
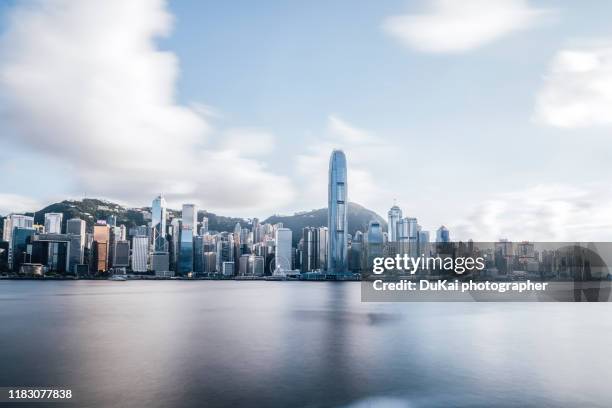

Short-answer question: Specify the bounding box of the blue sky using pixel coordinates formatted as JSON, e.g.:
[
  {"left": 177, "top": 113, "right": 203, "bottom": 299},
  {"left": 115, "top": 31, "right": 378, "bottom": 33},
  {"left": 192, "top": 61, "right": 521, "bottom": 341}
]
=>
[{"left": 2, "top": 0, "right": 612, "bottom": 240}]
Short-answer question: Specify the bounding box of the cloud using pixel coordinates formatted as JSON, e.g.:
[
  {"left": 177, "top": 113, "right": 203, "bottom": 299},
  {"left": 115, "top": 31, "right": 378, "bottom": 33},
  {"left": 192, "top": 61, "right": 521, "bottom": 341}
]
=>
[
  {"left": 0, "top": 194, "right": 43, "bottom": 216},
  {"left": 451, "top": 184, "right": 612, "bottom": 241},
  {"left": 0, "top": 0, "right": 294, "bottom": 215},
  {"left": 220, "top": 128, "right": 276, "bottom": 157},
  {"left": 383, "top": 0, "right": 551, "bottom": 53},
  {"left": 295, "top": 115, "right": 392, "bottom": 213},
  {"left": 535, "top": 41, "right": 612, "bottom": 128}
]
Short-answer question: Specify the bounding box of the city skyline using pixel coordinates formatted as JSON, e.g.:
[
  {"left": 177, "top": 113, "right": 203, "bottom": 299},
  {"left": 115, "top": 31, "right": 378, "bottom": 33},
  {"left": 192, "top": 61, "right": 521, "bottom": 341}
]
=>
[{"left": 2, "top": 1, "right": 612, "bottom": 242}]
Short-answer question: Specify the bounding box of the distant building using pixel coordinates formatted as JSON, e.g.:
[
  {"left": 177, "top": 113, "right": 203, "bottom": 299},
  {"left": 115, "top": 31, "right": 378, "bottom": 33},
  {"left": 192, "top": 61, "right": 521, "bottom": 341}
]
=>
[
  {"left": 44, "top": 213, "right": 63, "bottom": 234},
  {"left": 151, "top": 252, "right": 171, "bottom": 276},
  {"left": 151, "top": 194, "right": 167, "bottom": 252},
  {"left": 113, "top": 240, "right": 130, "bottom": 268},
  {"left": 366, "top": 220, "right": 384, "bottom": 270},
  {"left": 93, "top": 223, "right": 110, "bottom": 273},
  {"left": 252, "top": 255, "right": 265, "bottom": 276},
  {"left": 66, "top": 218, "right": 86, "bottom": 271},
  {"left": 222, "top": 261, "right": 234, "bottom": 276},
  {"left": 275, "top": 227, "right": 292, "bottom": 275},
  {"left": 31, "top": 233, "right": 71, "bottom": 274},
  {"left": 387, "top": 204, "right": 402, "bottom": 242},
  {"left": 436, "top": 226, "right": 450, "bottom": 243},
  {"left": 239, "top": 254, "right": 250, "bottom": 275},
  {"left": 11, "top": 227, "right": 35, "bottom": 271},
  {"left": 4, "top": 214, "right": 34, "bottom": 267},
  {"left": 131, "top": 236, "right": 148, "bottom": 272}
]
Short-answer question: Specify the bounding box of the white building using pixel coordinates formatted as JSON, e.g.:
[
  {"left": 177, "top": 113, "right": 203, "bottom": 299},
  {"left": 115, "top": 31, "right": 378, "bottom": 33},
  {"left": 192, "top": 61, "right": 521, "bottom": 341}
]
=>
[{"left": 274, "top": 227, "right": 292, "bottom": 275}]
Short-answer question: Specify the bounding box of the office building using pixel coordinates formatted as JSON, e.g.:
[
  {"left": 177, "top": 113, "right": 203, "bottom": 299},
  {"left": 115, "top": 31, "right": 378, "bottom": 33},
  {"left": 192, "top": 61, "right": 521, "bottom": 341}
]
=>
[
  {"left": 131, "top": 236, "right": 149, "bottom": 272},
  {"left": 275, "top": 227, "right": 292, "bottom": 275},
  {"left": 327, "top": 149, "right": 348, "bottom": 274},
  {"left": 93, "top": 223, "right": 110, "bottom": 273}
]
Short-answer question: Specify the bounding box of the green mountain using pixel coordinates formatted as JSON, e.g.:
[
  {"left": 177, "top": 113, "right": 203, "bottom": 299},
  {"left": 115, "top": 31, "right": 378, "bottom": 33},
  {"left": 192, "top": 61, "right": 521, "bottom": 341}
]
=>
[
  {"left": 264, "top": 202, "right": 386, "bottom": 245},
  {"left": 1, "top": 199, "right": 386, "bottom": 246}
]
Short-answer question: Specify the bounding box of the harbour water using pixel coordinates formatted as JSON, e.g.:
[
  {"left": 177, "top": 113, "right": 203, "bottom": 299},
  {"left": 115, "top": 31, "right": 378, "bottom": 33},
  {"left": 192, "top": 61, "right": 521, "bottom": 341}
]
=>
[{"left": 1, "top": 281, "right": 611, "bottom": 407}]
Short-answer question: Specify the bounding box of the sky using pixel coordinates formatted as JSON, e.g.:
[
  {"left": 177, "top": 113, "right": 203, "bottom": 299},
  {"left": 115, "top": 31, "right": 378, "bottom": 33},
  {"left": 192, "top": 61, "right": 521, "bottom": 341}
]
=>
[{"left": 1, "top": 0, "right": 612, "bottom": 241}]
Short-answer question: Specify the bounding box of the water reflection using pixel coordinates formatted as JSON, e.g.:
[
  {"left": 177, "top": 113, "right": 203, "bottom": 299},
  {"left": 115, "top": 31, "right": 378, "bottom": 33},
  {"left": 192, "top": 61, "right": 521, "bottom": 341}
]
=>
[{"left": 1, "top": 281, "right": 612, "bottom": 407}]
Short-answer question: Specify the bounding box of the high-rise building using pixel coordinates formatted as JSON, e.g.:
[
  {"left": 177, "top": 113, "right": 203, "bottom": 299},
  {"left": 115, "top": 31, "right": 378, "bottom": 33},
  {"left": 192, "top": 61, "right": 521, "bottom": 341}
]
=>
[
  {"left": 398, "top": 217, "right": 418, "bottom": 257},
  {"left": 222, "top": 261, "right": 234, "bottom": 276},
  {"left": 239, "top": 254, "right": 250, "bottom": 275},
  {"left": 366, "top": 220, "right": 384, "bottom": 269},
  {"left": 151, "top": 194, "right": 167, "bottom": 252},
  {"left": 11, "top": 227, "right": 35, "bottom": 271},
  {"left": 131, "top": 236, "right": 148, "bottom": 272},
  {"left": 31, "top": 233, "right": 71, "bottom": 274},
  {"left": 4, "top": 215, "right": 35, "bottom": 268},
  {"left": 252, "top": 255, "right": 265, "bottom": 276},
  {"left": 418, "top": 230, "right": 430, "bottom": 256},
  {"left": 327, "top": 149, "right": 348, "bottom": 274},
  {"left": 66, "top": 219, "right": 86, "bottom": 265},
  {"left": 387, "top": 204, "right": 402, "bottom": 242},
  {"left": 44, "top": 213, "right": 63, "bottom": 234},
  {"left": 182, "top": 204, "right": 197, "bottom": 233},
  {"left": 436, "top": 226, "right": 450, "bottom": 243},
  {"left": 93, "top": 223, "right": 110, "bottom": 273},
  {"left": 301, "top": 227, "right": 320, "bottom": 272},
  {"left": 275, "top": 227, "right": 292, "bottom": 275},
  {"left": 318, "top": 227, "right": 328, "bottom": 271},
  {"left": 200, "top": 217, "right": 209, "bottom": 235},
  {"left": 178, "top": 204, "right": 197, "bottom": 275},
  {"left": 113, "top": 240, "right": 130, "bottom": 268}
]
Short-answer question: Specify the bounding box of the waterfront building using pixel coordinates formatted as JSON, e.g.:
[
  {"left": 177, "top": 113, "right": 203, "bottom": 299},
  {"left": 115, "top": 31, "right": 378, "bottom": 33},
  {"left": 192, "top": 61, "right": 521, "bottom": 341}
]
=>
[
  {"left": 93, "top": 223, "right": 110, "bottom": 273},
  {"left": 275, "top": 227, "right": 292, "bottom": 275},
  {"left": 327, "top": 149, "right": 348, "bottom": 274},
  {"left": 151, "top": 194, "right": 167, "bottom": 252},
  {"left": 131, "top": 236, "right": 149, "bottom": 272}
]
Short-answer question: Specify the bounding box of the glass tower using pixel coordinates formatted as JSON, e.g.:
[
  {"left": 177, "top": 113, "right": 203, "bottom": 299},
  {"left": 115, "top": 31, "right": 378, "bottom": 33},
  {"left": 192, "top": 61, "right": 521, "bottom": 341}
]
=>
[
  {"left": 151, "top": 194, "right": 167, "bottom": 252},
  {"left": 327, "top": 149, "right": 348, "bottom": 274}
]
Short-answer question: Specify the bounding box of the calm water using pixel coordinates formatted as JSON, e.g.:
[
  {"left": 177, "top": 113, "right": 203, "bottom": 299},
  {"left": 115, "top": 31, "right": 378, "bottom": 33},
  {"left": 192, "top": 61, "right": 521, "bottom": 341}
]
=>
[{"left": 1, "top": 281, "right": 612, "bottom": 407}]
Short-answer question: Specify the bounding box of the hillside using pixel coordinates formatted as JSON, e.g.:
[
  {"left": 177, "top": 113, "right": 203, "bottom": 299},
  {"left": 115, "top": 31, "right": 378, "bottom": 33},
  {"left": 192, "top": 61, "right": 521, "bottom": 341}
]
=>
[{"left": 264, "top": 202, "right": 387, "bottom": 245}]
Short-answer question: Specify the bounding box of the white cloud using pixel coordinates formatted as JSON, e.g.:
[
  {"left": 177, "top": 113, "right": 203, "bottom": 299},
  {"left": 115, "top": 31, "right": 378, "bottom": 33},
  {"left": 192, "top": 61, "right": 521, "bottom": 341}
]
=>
[
  {"left": 535, "top": 42, "right": 612, "bottom": 128},
  {"left": 383, "top": 0, "right": 551, "bottom": 53},
  {"left": 0, "top": 0, "right": 294, "bottom": 215},
  {"left": 0, "top": 194, "right": 42, "bottom": 216},
  {"left": 295, "top": 115, "right": 392, "bottom": 213},
  {"left": 220, "top": 128, "right": 276, "bottom": 157},
  {"left": 451, "top": 184, "right": 612, "bottom": 241}
]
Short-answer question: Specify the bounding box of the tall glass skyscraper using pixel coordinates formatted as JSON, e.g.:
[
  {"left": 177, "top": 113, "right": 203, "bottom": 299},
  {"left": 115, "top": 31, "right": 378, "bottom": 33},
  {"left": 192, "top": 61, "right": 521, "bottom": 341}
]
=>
[
  {"left": 327, "top": 149, "right": 348, "bottom": 274},
  {"left": 151, "top": 194, "right": 167, "bottom": 252}
]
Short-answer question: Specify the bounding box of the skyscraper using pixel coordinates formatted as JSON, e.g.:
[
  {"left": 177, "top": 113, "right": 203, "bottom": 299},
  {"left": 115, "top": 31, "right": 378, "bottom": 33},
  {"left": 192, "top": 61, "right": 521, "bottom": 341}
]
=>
[
  {"left": 274, "top": 227, "right": 292, "bottom": 275},
  {"left": 178, "top": 204, "right": 197, "bottom": 274},
  {"left": 131, "top": 236, "right": 148, "bottom": 272},
  {"left": 93, "top": 223, "right": 110, "bottom": 273},
  {"left": 44, "top": 213, "right": 63, "bottom": 234},
  {"left": 4, "top": 214, "right": 34, "bottom": 267},
  {"left": 327, "top": 149, "right": 348, "bottom": 274},
  {"left": 151, "top": 194, "right": 167, "bottom": 252},
  {"left": 436, "top": 226, "right": 450, "bottom": 243},
  {"left": 66, "top": 218, "right": 86, "bottom": 271},
  {"left": 387, "top": 204, "right": 402, "bottom": 242}
]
